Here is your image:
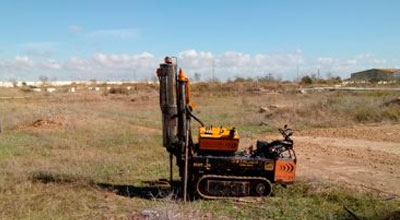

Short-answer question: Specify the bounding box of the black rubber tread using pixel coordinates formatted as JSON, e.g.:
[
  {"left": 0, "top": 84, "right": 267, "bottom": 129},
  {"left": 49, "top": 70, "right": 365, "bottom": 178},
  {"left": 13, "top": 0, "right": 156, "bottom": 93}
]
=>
[{"left": 195, "top": 174, "right": 272, "bottom": 200}]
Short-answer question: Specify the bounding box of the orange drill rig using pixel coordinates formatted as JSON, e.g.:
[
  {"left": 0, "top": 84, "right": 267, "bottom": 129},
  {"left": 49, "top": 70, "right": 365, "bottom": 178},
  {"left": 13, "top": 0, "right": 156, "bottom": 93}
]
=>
[{"left": 156, "top": 57, "right": 296, "bottom": 201}]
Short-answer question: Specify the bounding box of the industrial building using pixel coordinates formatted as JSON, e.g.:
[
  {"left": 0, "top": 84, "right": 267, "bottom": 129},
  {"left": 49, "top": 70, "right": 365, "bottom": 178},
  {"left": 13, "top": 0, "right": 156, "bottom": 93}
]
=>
[{"left": 351, "top": 69, "right": 400, "bottom": 80}]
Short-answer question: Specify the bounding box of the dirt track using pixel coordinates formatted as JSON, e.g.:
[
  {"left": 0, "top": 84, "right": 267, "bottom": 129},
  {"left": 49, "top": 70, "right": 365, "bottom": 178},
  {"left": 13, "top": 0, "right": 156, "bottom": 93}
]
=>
[{"left": 266, "top": 124, "right": 400, "bottom": 196}]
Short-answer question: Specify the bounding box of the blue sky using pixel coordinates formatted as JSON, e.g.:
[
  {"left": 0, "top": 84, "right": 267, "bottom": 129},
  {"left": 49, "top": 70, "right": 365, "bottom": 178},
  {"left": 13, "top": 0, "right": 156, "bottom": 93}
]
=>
[{"left": 0, "top": 0, "right": 399, "bottom": 81}]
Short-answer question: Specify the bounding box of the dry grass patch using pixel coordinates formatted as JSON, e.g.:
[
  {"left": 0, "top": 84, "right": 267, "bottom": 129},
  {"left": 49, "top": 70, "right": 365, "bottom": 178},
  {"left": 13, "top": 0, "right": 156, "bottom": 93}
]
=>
[{"left": 0, "top": 85, "right": 399, "bottom": 219}]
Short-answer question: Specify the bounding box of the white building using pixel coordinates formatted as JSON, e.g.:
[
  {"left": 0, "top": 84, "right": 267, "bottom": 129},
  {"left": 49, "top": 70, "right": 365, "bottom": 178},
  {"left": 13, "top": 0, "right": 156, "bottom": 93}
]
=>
[
  {"left": 0, "top": 82, "right": 15, "bottom": 88},
  {"left": 46, "top": 88, "right": 56, "bottom": 93}
]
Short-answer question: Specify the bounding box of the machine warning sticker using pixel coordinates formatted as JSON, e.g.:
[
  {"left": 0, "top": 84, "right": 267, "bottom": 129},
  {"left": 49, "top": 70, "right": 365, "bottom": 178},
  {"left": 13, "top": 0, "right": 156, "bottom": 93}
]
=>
[
  {"left": 264, "top": 162, "right": 274, "bottom": 171},
  {"left": 193, "top": 162, "right": 203, "bottom": 167}
]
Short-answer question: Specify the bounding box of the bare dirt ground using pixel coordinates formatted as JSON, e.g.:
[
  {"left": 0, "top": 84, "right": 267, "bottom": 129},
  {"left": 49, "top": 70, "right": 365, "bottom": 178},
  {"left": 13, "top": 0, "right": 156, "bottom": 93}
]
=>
[{"left": 273, "top": 124, "right": 400, "bottom": 196}]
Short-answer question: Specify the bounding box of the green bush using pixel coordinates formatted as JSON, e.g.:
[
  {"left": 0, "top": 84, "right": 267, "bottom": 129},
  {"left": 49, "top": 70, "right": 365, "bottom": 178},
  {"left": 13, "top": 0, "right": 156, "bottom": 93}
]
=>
[{"left": 301, "top": 75, "right": 313, "bottom": 84}]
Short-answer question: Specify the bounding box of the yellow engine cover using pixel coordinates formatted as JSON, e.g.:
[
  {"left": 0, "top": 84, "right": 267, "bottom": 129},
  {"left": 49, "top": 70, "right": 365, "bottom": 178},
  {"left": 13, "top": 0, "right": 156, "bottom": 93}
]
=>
[{"left": 198, "top": 126, "right": 240, "bottom": 152}]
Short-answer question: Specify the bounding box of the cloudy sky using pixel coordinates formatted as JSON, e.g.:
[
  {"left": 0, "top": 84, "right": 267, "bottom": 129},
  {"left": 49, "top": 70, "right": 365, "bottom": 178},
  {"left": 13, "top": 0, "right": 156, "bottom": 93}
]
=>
[{"left": 0, "top": 0, "right": 399, "bottom": 81}]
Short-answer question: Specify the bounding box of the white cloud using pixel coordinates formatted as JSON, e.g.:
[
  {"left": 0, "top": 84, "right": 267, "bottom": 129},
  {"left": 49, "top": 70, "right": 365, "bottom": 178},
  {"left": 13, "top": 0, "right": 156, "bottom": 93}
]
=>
[
  {"left": 310, "top": 53, "right": 395, "bottom": 78},
  {"left": 139, "top": 52, "right": 154, "bottom": 59},
  {"left": 0, "top": 50, "right": 395, "bottom": 81},
  {"left": 15, "top": 56, "right": 34, "bottom": 66},
  {"left": 86, "top": 29, "right": 140, "bottom": 40},
  {"left": 345, "top": 59, "right": 357, "bottom": 65},
  {"left": 317, "top": 57, "right": 335, "bottom": 65},
  {"left": 41, "top": 59, "right": 62, "bottom": 70},
  {"left": 19, "top": 42, "right": 56, "bottom": 57},
  {"left": 69, "top": 25, "right": 83, "bottom": 33},
  {"left": 175, "top": 49, "right": 305, "bottom": 80}
]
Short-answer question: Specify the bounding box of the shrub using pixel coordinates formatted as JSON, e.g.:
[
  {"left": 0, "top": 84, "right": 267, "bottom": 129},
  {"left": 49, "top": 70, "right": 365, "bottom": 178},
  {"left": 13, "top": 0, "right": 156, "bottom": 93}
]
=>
[
  {"left": 106, "top": 87, "right": 129, "bottom": 95},
  {"left": 301, "top": 75, "right": 313, "bottom": 84}
]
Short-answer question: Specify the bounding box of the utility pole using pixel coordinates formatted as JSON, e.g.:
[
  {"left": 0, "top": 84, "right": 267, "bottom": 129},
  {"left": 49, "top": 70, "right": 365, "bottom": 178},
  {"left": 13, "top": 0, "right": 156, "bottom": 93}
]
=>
[
  {"left": 212, "top": 59, "right": 215, "bottom": 82},
  {"left": 296, "top": 59, "right": 299, "bottom": 81}
]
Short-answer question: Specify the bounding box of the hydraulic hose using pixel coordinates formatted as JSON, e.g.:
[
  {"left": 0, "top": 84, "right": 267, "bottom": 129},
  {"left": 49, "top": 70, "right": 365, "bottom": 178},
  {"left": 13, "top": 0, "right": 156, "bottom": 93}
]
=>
[{"left": 186, "top": 106, "right": 204, "bottom": 127}]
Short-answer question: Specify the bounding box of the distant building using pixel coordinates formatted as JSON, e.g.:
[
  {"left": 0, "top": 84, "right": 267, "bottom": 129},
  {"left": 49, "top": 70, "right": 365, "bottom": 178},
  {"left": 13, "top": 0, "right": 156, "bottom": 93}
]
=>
[
  {"left": 351, "top": 69, "right": 400, "bottom": 80},
  {"left": 0, "top": 82, "right": 14, "bottom": 88},
  {"left": 395, "top": 71, "right": 400, "bottom": 79},
  {"left": 45, "top": 87, "right": 56, "bottom": 93}
]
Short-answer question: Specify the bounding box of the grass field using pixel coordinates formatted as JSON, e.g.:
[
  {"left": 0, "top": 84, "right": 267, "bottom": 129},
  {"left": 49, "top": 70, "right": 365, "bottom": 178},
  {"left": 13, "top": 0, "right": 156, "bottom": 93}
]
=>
[{"left": 0, "top": 83, "right": 399, "bottom": 220}]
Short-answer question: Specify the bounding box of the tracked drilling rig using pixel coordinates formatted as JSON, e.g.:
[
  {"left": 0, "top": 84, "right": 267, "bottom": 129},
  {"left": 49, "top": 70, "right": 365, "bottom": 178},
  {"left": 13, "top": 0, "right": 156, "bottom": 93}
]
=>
[{"left": 156, "top": 57, "right": 296, "bottom": 201}]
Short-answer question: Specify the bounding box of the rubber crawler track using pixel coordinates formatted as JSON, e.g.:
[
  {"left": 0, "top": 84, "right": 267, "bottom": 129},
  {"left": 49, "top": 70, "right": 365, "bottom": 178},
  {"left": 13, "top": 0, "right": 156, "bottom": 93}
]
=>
[{"left": 196, "top": 174, "right": 272, "bottom": 200}]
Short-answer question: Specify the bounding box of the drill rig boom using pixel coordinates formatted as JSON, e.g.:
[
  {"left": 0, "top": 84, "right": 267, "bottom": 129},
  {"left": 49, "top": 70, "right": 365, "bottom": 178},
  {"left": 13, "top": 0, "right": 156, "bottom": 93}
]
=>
[{"left": 156, "top": 57, "right": 296, "bottom": 201}]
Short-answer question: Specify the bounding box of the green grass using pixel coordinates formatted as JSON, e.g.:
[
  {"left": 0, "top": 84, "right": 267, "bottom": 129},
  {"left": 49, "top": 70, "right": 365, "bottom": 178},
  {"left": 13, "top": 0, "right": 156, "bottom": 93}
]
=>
[
  {"left": 0, "top": 87, "right": 399, "bottom": 219},
  {"left": 264, "top": 91, "right": 400, "bottom": 128},
  {"left": 136, "top": 180, "right": 400, "bottom": 220}
]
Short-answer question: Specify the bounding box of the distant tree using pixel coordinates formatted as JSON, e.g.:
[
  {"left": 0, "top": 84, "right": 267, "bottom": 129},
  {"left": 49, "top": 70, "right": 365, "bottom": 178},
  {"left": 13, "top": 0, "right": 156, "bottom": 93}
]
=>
[
  {"left": 194, "top": 72, "right": 201, "bottom": 81},
  {"left": 301, "top": 75, "right": 313, "bottom": 84},
  {"left": 232, "top": 76, "right": 257, "bottom": 83},
  {"left": 333, "top": 76, "right": 342, "bottom": 83},
  {"left": 258, "top": 73, "right": 277, "bottom": 82},
  {"left": 233, "top": 76, "right": 246, "bottom": 82},
  {"left": 326, "top": 72, "right": 333, "bottom": 79},
  {"left": 311, "top": 73, "right": 317, "bottom": 80},
  {"left": 267, "top": 73, "right": 273, "bottom": 81},
  {"left": 276, "top": 74, "right": 282, "bottom": 82},
  {"left": 39, "top": 75, "right": 49, "bottom": 85},
  {"left": 10, "top": 79, "right": 18, "bottom": 87},
  {"left": 208, "top": 76, "right": 221, "bottom": 83}
]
